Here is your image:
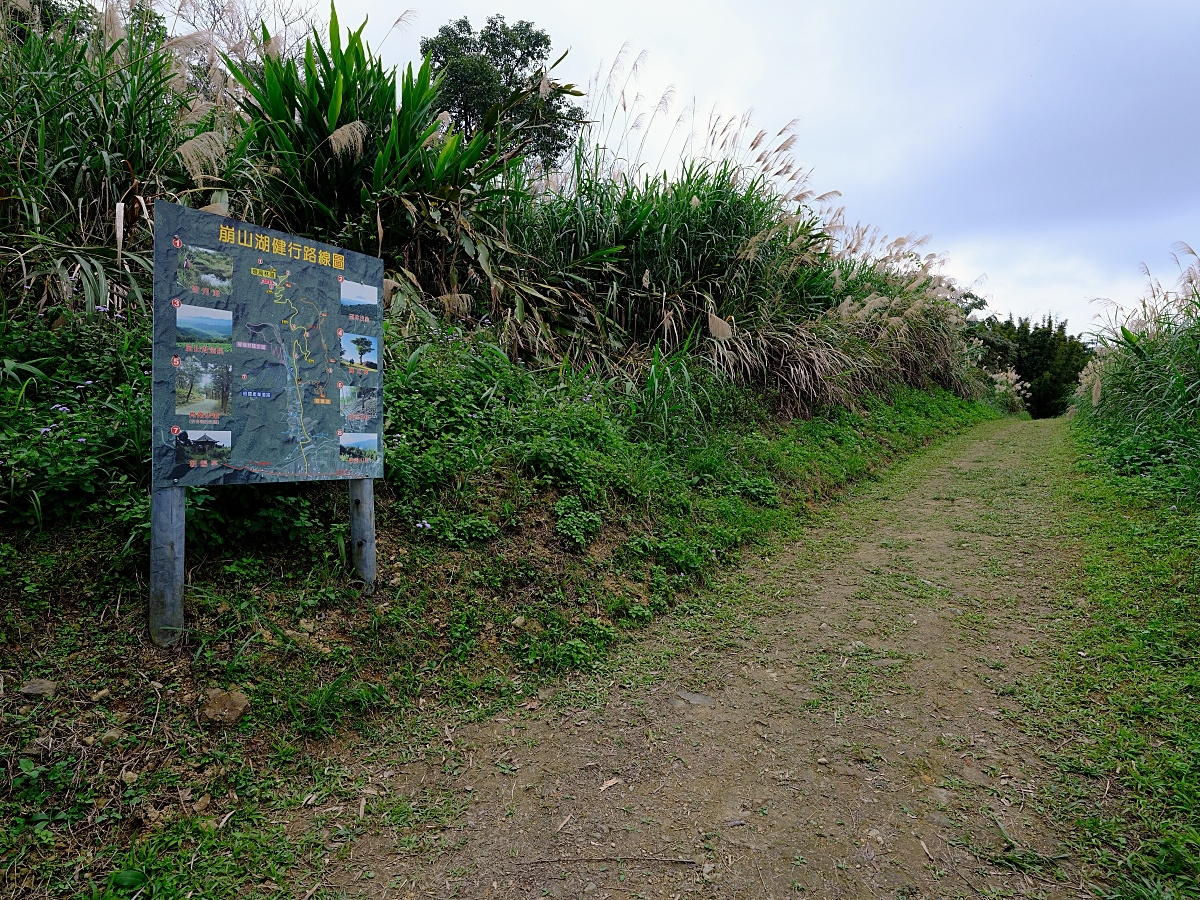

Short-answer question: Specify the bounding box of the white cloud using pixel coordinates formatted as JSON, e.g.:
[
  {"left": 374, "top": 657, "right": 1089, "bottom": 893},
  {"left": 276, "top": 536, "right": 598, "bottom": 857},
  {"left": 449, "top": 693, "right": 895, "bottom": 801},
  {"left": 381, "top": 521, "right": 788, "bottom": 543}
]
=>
[{"left": 941, "top": 234, "right": 1145, "bottom": 335}]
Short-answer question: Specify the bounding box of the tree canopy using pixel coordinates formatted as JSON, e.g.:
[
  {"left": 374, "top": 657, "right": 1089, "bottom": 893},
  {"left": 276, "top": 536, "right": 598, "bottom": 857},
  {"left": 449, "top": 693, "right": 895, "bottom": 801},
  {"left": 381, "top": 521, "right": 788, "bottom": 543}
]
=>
[
  {"left": 974, "top": 315, "right": 1092, "bottom": 418},
  {"left": 419, "top": 14, "right": 585, "bottom": 169}
]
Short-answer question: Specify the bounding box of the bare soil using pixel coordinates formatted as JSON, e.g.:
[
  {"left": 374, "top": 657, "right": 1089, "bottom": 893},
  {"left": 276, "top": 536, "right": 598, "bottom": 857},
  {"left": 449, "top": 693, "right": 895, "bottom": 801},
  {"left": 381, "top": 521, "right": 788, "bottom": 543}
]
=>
[{"left": 315, "top": 418, "right": 1082, "bottom": 899}]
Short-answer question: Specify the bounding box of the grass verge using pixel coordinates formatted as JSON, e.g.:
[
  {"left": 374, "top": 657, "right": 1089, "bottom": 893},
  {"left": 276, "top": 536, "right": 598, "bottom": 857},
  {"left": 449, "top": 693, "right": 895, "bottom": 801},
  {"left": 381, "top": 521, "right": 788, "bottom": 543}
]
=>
[{"left": 1035, "top": 436, "right": 1200, "bottom": 899}]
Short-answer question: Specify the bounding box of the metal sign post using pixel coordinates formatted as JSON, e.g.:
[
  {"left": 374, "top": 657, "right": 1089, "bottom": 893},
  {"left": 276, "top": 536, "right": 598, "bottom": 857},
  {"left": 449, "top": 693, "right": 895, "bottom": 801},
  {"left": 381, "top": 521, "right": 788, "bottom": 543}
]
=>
[
  {"left": 149, "top": 486, "right": 186, "bottom": 646},
  {"left": 349, "top": 478, "right": 376, "bottom": 586},
  {"left": 148, "top": 203, "right": 385, "bottom": 647}
]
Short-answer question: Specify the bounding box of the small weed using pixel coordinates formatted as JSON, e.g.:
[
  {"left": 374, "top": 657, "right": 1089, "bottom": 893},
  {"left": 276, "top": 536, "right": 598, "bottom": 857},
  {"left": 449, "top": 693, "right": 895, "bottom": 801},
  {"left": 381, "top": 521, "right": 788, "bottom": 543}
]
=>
[{"left": 554, "top": 495, "right": 602, "bottom": 550}]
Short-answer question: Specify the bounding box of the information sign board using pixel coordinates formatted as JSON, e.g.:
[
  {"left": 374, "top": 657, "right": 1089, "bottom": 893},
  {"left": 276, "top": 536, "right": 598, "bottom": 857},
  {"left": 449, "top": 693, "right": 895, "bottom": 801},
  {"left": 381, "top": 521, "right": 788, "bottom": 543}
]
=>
[{"left": 151, "top": 203, "right": 384, "bottom": 487}]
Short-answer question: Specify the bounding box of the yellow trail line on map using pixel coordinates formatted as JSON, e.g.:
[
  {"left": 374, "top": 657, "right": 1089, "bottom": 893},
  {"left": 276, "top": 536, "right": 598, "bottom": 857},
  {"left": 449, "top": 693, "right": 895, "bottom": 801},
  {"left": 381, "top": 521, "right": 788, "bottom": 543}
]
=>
[{"left": 272, "top": 283, "right": 330, "bottom": 473}]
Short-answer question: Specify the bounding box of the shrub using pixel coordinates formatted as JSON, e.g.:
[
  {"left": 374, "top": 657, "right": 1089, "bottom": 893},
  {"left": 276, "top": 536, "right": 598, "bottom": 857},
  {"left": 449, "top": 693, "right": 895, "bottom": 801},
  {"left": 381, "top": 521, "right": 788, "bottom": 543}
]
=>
[{"left": 1075, "top": 252, "right": 1200, "bottom": 490}]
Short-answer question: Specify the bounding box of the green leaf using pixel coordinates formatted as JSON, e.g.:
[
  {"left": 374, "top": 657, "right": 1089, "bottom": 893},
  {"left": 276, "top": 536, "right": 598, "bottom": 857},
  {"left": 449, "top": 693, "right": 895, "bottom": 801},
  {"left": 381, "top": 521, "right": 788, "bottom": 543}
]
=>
[
  {"left": 326, "top": 70, "right": 344, "bottom": 131},
  {"left": 110, "top": 870, "right": 147, "bottom": 889}
]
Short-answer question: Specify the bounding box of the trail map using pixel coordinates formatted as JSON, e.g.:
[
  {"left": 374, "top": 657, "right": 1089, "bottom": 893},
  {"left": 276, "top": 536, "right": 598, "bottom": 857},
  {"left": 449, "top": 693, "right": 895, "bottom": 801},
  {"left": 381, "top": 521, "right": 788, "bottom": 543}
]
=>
[{"left": 151, "top": 202, "right": 384, "bottom": 487}]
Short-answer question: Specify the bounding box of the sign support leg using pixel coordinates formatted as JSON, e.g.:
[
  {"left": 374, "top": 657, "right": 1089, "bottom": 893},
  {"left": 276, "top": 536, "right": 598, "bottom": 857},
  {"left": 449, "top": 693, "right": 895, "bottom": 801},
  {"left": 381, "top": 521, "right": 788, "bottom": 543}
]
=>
[
  {"left": 149, "top": 486, "right": 186, "bottom": 647},
  {"left": 350, "top": 478, "right": 376, "bottom": 586}
]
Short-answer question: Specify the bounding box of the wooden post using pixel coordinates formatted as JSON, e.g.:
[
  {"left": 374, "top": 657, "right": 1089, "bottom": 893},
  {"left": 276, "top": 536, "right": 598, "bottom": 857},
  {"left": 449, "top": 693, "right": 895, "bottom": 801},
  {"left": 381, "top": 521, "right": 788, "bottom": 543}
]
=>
[
  {"left": 349, "top": 478, "right": 376, "bottom": 586},
  {"left": 149, "top": 485, "right": 186, "bottom": 647}
]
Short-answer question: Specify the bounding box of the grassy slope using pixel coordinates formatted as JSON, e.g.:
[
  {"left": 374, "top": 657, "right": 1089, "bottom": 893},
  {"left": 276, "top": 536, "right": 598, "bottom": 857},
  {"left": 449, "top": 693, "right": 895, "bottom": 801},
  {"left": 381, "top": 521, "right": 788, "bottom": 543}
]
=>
[
  {"left": 0, "top": 386, "right": 995, "bottom": 898},
  {"left": 1031, "top": 432, "right": 1200, "bottom": 898}
]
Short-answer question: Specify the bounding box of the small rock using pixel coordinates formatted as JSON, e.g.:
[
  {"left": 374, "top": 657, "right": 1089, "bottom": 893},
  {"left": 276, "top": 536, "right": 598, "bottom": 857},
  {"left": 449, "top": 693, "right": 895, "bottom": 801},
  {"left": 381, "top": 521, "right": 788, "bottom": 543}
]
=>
[
  {"left": 512, "top": 615, "right": 527, "bottom": 628},
  {"left": 201, "top": 688, "right": 250, "bottom": 725},
  {"left": 817, "top": 757, "right": 829, "bottom": 765},
  {"left": 100, "top": 728, "right": 126, "bottom": 745},
  {"left": 18, "top": 678, "right": 56, "bottom": 699},
  {"left": 676, "top": 690, "right": 717, "bottom": 707},
  {"left": 928, "top": 787, "right": 951, "bottom": 805},
  {"left": 818, "top": 623, "right": 832, "bottom": 633},
  {"left": 584, "top": 883, "right": 597, "bottom": 893},
  {"left": 298, "top": 618, "right": 316, "bottom": 634},
  {"left": 90, "top": 688, "right": 111, "bottom": 702},
  {"left": 120, "top": 770, "right": 138, "bottom": 785},
  {"left": 962, "top": 761, "right": 992, "bottom": 786},
  {"left": 873, "top": 869, "right": 909, "bottom": 890},
  {"left": 192, "top": 793, "right": 211, "bottom": 813}
]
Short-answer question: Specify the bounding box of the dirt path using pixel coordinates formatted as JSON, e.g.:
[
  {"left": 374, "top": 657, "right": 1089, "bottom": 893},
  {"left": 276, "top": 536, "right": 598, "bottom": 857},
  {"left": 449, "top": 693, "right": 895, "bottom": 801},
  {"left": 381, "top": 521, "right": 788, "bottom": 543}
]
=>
[{"left": 321, "top": 418, "right": 1082, "bottom": 899}]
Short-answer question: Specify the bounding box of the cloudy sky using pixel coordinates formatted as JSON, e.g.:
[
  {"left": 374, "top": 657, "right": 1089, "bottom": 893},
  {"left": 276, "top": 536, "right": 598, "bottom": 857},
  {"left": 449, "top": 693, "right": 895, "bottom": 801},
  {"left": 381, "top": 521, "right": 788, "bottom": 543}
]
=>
[{"left": 335, "top": 0, "right": 1200, "bottom": 335}]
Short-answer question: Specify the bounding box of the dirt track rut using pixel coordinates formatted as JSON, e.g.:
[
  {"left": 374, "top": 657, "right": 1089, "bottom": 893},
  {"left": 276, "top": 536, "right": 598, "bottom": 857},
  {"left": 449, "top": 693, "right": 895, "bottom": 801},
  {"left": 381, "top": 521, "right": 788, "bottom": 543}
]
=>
[{"left": 322, "top": 418, "right": 1082, "bottom": 899}]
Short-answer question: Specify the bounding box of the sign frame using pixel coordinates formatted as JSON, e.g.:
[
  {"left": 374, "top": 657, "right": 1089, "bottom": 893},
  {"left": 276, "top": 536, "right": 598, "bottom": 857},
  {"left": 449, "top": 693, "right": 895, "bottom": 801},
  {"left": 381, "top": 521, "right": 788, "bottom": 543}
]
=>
[{"left": 148, "top": 203, "right": 384, "bottom": 645}]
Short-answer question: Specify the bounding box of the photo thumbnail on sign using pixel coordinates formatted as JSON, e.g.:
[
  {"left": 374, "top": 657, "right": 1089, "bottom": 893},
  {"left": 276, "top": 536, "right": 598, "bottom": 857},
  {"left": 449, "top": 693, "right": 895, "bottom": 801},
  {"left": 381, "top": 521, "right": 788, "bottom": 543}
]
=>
[
  {"left": 175, "top": 429, "right": 232, "bottom": 468},
  {"left": 175, "top": 244, "right": 233, "bottom": 295},
  {"left": 176, "top": 359, "right": 233, "bottom": 416},
  {"left": 339, "top": 432, "right": 378, "bottom": 463},
  {"left": 176, "top": 303, "right": 233, "bottom": 353},
  {"left": 339, "top": 332, "right": 378, "bottom": 373},
  {"left": 340, "top": 385, "right": 380, "bottom": 423},
  {"left": 340, "top": 279, "right": 379, "bottom": 315}
]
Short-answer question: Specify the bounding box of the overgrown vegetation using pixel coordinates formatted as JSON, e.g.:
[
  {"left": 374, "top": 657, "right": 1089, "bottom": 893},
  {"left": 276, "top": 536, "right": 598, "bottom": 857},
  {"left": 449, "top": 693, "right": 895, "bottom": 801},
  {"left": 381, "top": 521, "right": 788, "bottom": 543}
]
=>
[
  {"left": 1052, "top": 249, "right": 1200, "bottom": 898},
  {"left": 1075, "top": 251, "right": 1200, "bottom": 491},
  {"left": 973, "top": 313, "right": 1092, "bottom": 418}
]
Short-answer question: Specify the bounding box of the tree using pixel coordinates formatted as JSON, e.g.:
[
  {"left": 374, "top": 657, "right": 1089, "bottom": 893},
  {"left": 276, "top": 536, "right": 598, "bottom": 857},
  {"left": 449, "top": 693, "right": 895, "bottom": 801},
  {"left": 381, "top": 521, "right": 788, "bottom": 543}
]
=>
[
  {"left": 351, "top": 336, "right": 373, "bottom": 365},
  {"left": 178, "top": 356, "right": 203, "bottom": 403},
  {"left": 212, "top": 364, "right": 233, "bottom": 414},
  {"left": 420, "top": 14, "right": 585, "bottom": 169},
  {"left": 972, "top": 315, "right": 1092, "bottom": 418}
]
